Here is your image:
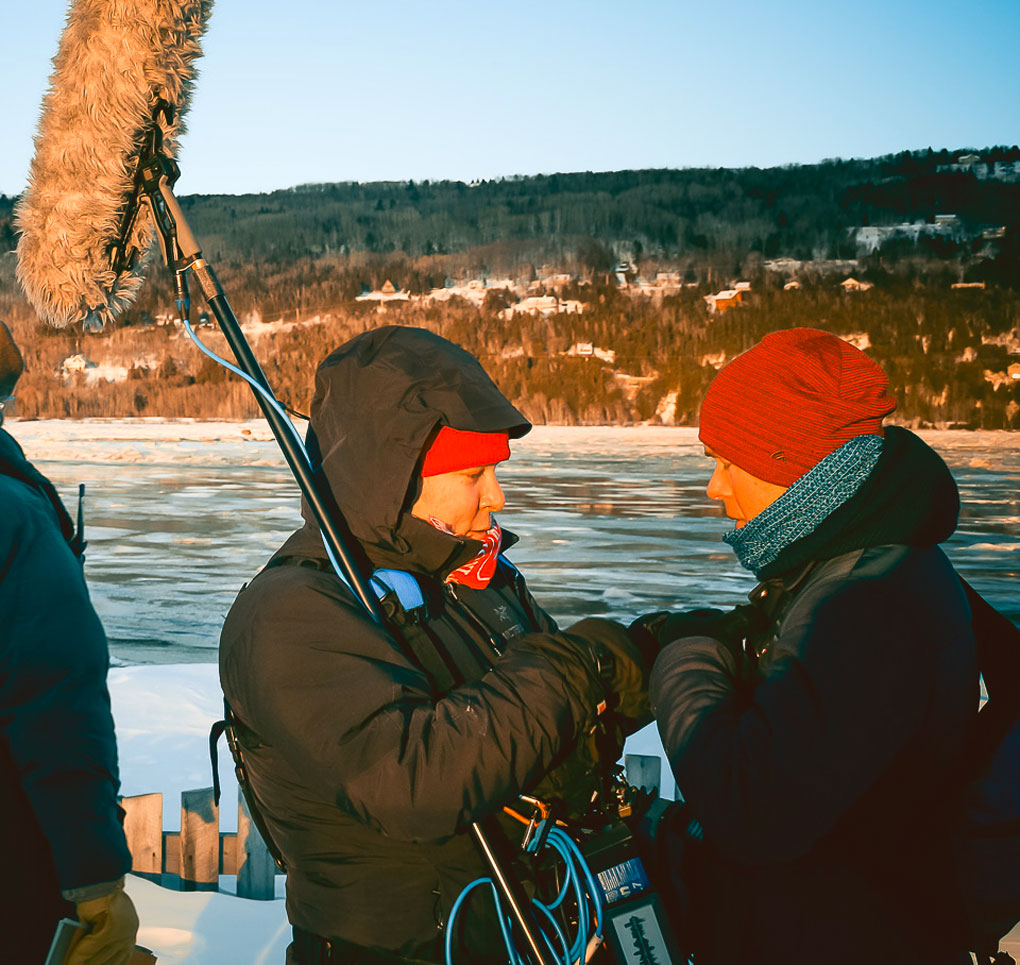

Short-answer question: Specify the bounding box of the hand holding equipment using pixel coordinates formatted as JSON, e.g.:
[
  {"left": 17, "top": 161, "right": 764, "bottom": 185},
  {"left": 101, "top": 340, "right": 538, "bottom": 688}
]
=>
[
  {"left": 630, "top": 604, "right": 767, "bottom": 660},
  {"left": 66, "top": 879, "right": 139, "bottom": 965}
]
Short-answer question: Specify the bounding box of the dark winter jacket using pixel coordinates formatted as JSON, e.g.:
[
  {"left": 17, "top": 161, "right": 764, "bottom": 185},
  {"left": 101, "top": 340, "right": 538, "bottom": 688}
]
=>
[
  {"left": 219, "top": 327, "right": 645, "bottom": 962},
  {"left": 650, "top": 427, "right": 979, "bottom": 965},
  {"left": 0, "top": 428, "right": 131, "bottom": 953}
]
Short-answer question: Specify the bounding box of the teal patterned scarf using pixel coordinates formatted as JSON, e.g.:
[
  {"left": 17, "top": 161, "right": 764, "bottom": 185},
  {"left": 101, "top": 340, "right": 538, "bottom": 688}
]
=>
[{"left": 724, "top": 435, "right": 884, "bottom": 576}]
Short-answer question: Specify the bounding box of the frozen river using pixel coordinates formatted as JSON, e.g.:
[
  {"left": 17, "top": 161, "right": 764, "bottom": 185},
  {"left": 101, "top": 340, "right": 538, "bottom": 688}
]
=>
[{"left": 11, "top": 419, "right": 1020, "bottom": 665}]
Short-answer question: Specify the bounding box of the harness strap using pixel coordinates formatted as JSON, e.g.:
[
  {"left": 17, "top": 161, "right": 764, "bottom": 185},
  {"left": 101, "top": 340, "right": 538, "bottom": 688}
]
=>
[{"left": 209, "top": 703, "right": 287, "bottom": 871}]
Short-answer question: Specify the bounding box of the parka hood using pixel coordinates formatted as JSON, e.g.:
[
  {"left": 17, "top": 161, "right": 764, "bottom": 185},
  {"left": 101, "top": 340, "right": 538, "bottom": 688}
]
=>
[
  {"left": 283, "top": 326, "right": 529, "bottom": 574},
  {"left": 758, "top": 426, "right": 960, "bottom": 581}
]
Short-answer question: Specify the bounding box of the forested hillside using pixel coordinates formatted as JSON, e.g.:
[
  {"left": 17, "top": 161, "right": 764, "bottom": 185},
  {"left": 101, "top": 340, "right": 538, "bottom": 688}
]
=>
[{"left": 0, "top": 148, "right": 1018, "bottom": 427}]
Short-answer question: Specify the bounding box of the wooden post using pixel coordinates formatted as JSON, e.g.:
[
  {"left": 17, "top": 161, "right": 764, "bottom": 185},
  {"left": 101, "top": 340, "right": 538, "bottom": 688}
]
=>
[
  {"left": 179, "top": 788, "right": 219, "bottom": 892},
  {"left": 625, "top": 754, "right": 661, "bottom": 795},
  {"left": 236, "top": 788, "right": 277, "bottom": 900},
  {"left": 120, "top": 793, "right": 163, "bottom": 883}
]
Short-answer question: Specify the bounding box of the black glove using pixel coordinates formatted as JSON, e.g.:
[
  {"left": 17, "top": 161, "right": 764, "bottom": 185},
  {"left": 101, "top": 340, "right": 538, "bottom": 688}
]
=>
[
  {"left": 561, "top": 618, "right": 650, "bottom": 726},
  {"left": 630, "top": 605, "right": 766, "bottom": 661}
]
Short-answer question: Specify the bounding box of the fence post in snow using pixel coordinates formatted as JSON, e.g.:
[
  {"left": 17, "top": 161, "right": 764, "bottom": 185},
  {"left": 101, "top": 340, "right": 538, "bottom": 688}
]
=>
[
  {"left": 624, "top": 754, "right": 661, "bottom": 795},
  {"left": 180, "top": 787, "right": 219, "bottom": 891},
  {"left": 120, "top": 792, "right": 163, "bottom": 883},
  {"left": 236, "top": 788, "right": 276, "bottom": 900}
]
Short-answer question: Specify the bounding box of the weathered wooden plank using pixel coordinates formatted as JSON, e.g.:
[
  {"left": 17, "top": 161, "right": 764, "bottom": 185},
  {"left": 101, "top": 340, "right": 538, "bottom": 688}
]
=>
[
  {"left": 624, "top": 753, "right": 661, "bottom": 794},
  {"left": 220, "top": 832, "right": 238, "bottom": 876},
  {"left": 162, "top": 831, "right": 180, "bottom": 876},
  {"left": 121, "top": 792, "right": 162, "bottom": 877},
  {"left": 179, "top": 787, "right": 219, "bottom": 891},
  {"left": 236, "top": 790, "right": 277, "bottom": 900}
]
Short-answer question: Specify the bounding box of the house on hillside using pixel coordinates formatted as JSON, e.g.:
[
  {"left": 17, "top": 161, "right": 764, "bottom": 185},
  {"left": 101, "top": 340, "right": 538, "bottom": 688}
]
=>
[
  {"left": 61, "top": 354, "right": 94, "bottom": 375},
  {"left": 356, "top": 280, "right": 410, "bottom": 303},
  {"left": 840, "top": 277, "right": 874, "bottom": 293},
  {"left": 784, "top": 280, "right": 801, "bottom": 290},
  {"left": 500, "top": 296, "right": 584, "bottom": 319},
  {"left": 704, "top": 289, "right": 743, "bottom": 314},
  {"left": 951, "top": 281, "right": 986, "bottom": 290}
]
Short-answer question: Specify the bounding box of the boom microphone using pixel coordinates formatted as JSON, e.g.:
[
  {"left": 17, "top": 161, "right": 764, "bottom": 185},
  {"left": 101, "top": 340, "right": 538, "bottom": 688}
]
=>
[{"left": 15, "top": 0, "right": 212, "bottom": 330}]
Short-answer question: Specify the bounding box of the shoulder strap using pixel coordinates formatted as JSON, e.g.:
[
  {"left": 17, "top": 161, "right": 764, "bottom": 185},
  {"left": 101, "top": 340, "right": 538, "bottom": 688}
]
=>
[{"left": 371, "top": 568, "right": 426, "bottom": 612}]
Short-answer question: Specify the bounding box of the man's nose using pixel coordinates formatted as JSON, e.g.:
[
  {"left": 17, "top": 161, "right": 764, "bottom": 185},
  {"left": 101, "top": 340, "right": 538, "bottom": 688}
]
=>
[
  {"left": 706, "top": 464, "right": 729, "bottom": 501},
  {"left": 482, "top": 471, "right": 505, "bottom": 512}
]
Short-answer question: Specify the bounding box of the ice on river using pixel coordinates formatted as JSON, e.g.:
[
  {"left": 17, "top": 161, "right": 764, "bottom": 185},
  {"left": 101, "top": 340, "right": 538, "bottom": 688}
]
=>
[{"left": 10, "top": 419, "right": 1020, "bottom": 662}]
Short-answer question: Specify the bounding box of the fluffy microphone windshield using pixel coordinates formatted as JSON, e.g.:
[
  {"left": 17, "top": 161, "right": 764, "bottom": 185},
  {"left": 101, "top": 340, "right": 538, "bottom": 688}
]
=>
[{"left": 16, "top": 0, "right": 213, "bottom": 330}]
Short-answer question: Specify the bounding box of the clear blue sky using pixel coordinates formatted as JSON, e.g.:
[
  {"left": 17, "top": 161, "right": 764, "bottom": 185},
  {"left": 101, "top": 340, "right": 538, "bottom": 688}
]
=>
[{"left": 3, "top": 0, "right": 1018, "bottom": 196}]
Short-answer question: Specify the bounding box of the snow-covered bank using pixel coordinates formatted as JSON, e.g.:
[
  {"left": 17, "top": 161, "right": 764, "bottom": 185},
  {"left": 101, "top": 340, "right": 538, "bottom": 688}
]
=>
[
  {"left": 111, "top": 665, "right": 1020, "bottom": 964},
  {"left": 111, "top": 663, "right": 671, "bottom": 963},
  {"left": 125, "top": 876, "right": 289, "bottom": 964}
]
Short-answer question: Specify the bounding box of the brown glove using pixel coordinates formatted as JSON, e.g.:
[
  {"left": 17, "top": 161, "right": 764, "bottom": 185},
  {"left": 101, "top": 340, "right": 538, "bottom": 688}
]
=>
[{"left": 66, "top": 877, "right": 139, "bottom": 965}]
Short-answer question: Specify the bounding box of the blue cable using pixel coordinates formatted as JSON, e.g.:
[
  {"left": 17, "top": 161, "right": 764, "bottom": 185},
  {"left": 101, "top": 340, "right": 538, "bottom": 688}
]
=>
[
  {"left": 182, "top": 317, "right": 359, "bottom": 593},
  {"left": 445, "top": 823, "right": 604, "bottom": 965}
]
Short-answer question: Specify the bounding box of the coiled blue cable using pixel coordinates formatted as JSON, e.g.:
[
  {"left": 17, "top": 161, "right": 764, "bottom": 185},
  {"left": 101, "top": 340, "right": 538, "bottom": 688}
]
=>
[{"left": 445, "top": 824, "right": 604, "bottom": 965}]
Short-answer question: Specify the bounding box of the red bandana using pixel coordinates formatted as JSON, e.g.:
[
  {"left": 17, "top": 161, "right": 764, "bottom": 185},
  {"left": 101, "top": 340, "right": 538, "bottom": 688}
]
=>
[{"left": 445, "top": 519, "right": 503, "bottom": 589}]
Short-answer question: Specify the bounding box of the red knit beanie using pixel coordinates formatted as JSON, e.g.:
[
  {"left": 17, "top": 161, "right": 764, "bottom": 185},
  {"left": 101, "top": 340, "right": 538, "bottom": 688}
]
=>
[
  {"left": 421, "top": 427, "right": 511, "bottom": 477},
  {"left": 699, "top": 328, "right": 897, "bottom": 487}
]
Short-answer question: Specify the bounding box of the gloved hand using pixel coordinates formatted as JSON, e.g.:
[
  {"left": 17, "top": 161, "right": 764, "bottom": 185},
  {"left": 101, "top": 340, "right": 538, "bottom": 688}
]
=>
[
  {"left": 66, "top": 877, "right": 139, "bottom": 965},
  {"left": 566, "top": 617, "right": 651, "bottom": 726},
  {"left": 630, "top": 605, "right": 767, "bottom": 661}
]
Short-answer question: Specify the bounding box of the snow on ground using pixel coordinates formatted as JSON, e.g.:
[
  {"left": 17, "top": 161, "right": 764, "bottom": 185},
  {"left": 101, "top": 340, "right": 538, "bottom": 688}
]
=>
[
  {"left": 111, "top": 664, "right": 1020, "bottom": 964},
  {"left": 111, "top": 663, "right": 671, "bottom": 963},
  {"left": 126, "top": 875, "right": 289, "bottom": 964}
]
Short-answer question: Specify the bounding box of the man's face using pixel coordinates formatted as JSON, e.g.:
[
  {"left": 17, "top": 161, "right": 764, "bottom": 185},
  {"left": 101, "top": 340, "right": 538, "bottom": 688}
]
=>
[
  {"left": 705, "top": 447, "right": 788, "bottom": 528},
  {"left": 411, "top": 464, "right": 506, "bottom": 539}
]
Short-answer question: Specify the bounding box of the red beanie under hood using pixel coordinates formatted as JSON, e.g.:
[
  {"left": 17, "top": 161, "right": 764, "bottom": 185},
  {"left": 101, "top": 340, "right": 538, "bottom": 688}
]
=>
[{"left": 699, "top": 328, "right": 897, "bottom": 487}]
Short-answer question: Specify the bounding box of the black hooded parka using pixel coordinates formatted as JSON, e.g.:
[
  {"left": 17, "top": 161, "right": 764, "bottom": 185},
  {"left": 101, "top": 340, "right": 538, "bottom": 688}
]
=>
[
  {"left": 650, "top": 428, "right": 979, "bottom": 964},
  {"left": 220, "top": 327, "right": 644, "bottom": 962}
]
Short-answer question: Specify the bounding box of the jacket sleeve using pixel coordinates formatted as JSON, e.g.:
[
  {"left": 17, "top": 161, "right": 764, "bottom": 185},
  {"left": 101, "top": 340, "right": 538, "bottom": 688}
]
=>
[
  {"left": 649, "top": 578, "right": 932, "bottom": 863},
  {"left": 222, "top": 566, "right": 629, "bottom": 843},
  {"left": 0, "top": 483, "right": 131, "bottom": 889}
]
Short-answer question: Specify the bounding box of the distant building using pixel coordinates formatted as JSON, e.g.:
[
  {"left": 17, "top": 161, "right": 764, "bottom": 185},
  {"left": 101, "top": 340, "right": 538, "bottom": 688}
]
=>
[
  {"left": 566, "top": 343, "right": 616, "bottom": 363},
  {"left": 842, "top": 332, "right": 872, "bottom": 351},
  {"left": 783, "top": 280, "right": 802, "bottom": 290},
  {"left": 840, "top": 277, "right": 874, "bottom": 293},
  {"left": 704, "top": 289, "right": 743, "bottom": 314},
  {"left": 61, "top": 354, "right": 93, "bottom": 375},
  {"left": 732, "top": 281, "right": 751, "bottom": 291},
  {"left": 356, "top": 280, "right": 410, "bottom": 303},
  {"left": 951, "top": 281, "right": 986, "bottom": 290}
]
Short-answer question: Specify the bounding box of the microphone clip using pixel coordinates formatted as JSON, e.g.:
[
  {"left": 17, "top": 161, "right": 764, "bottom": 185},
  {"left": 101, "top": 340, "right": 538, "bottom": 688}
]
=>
[{"left": 111, "top": 100, "right": 199, "bottom": 274}]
